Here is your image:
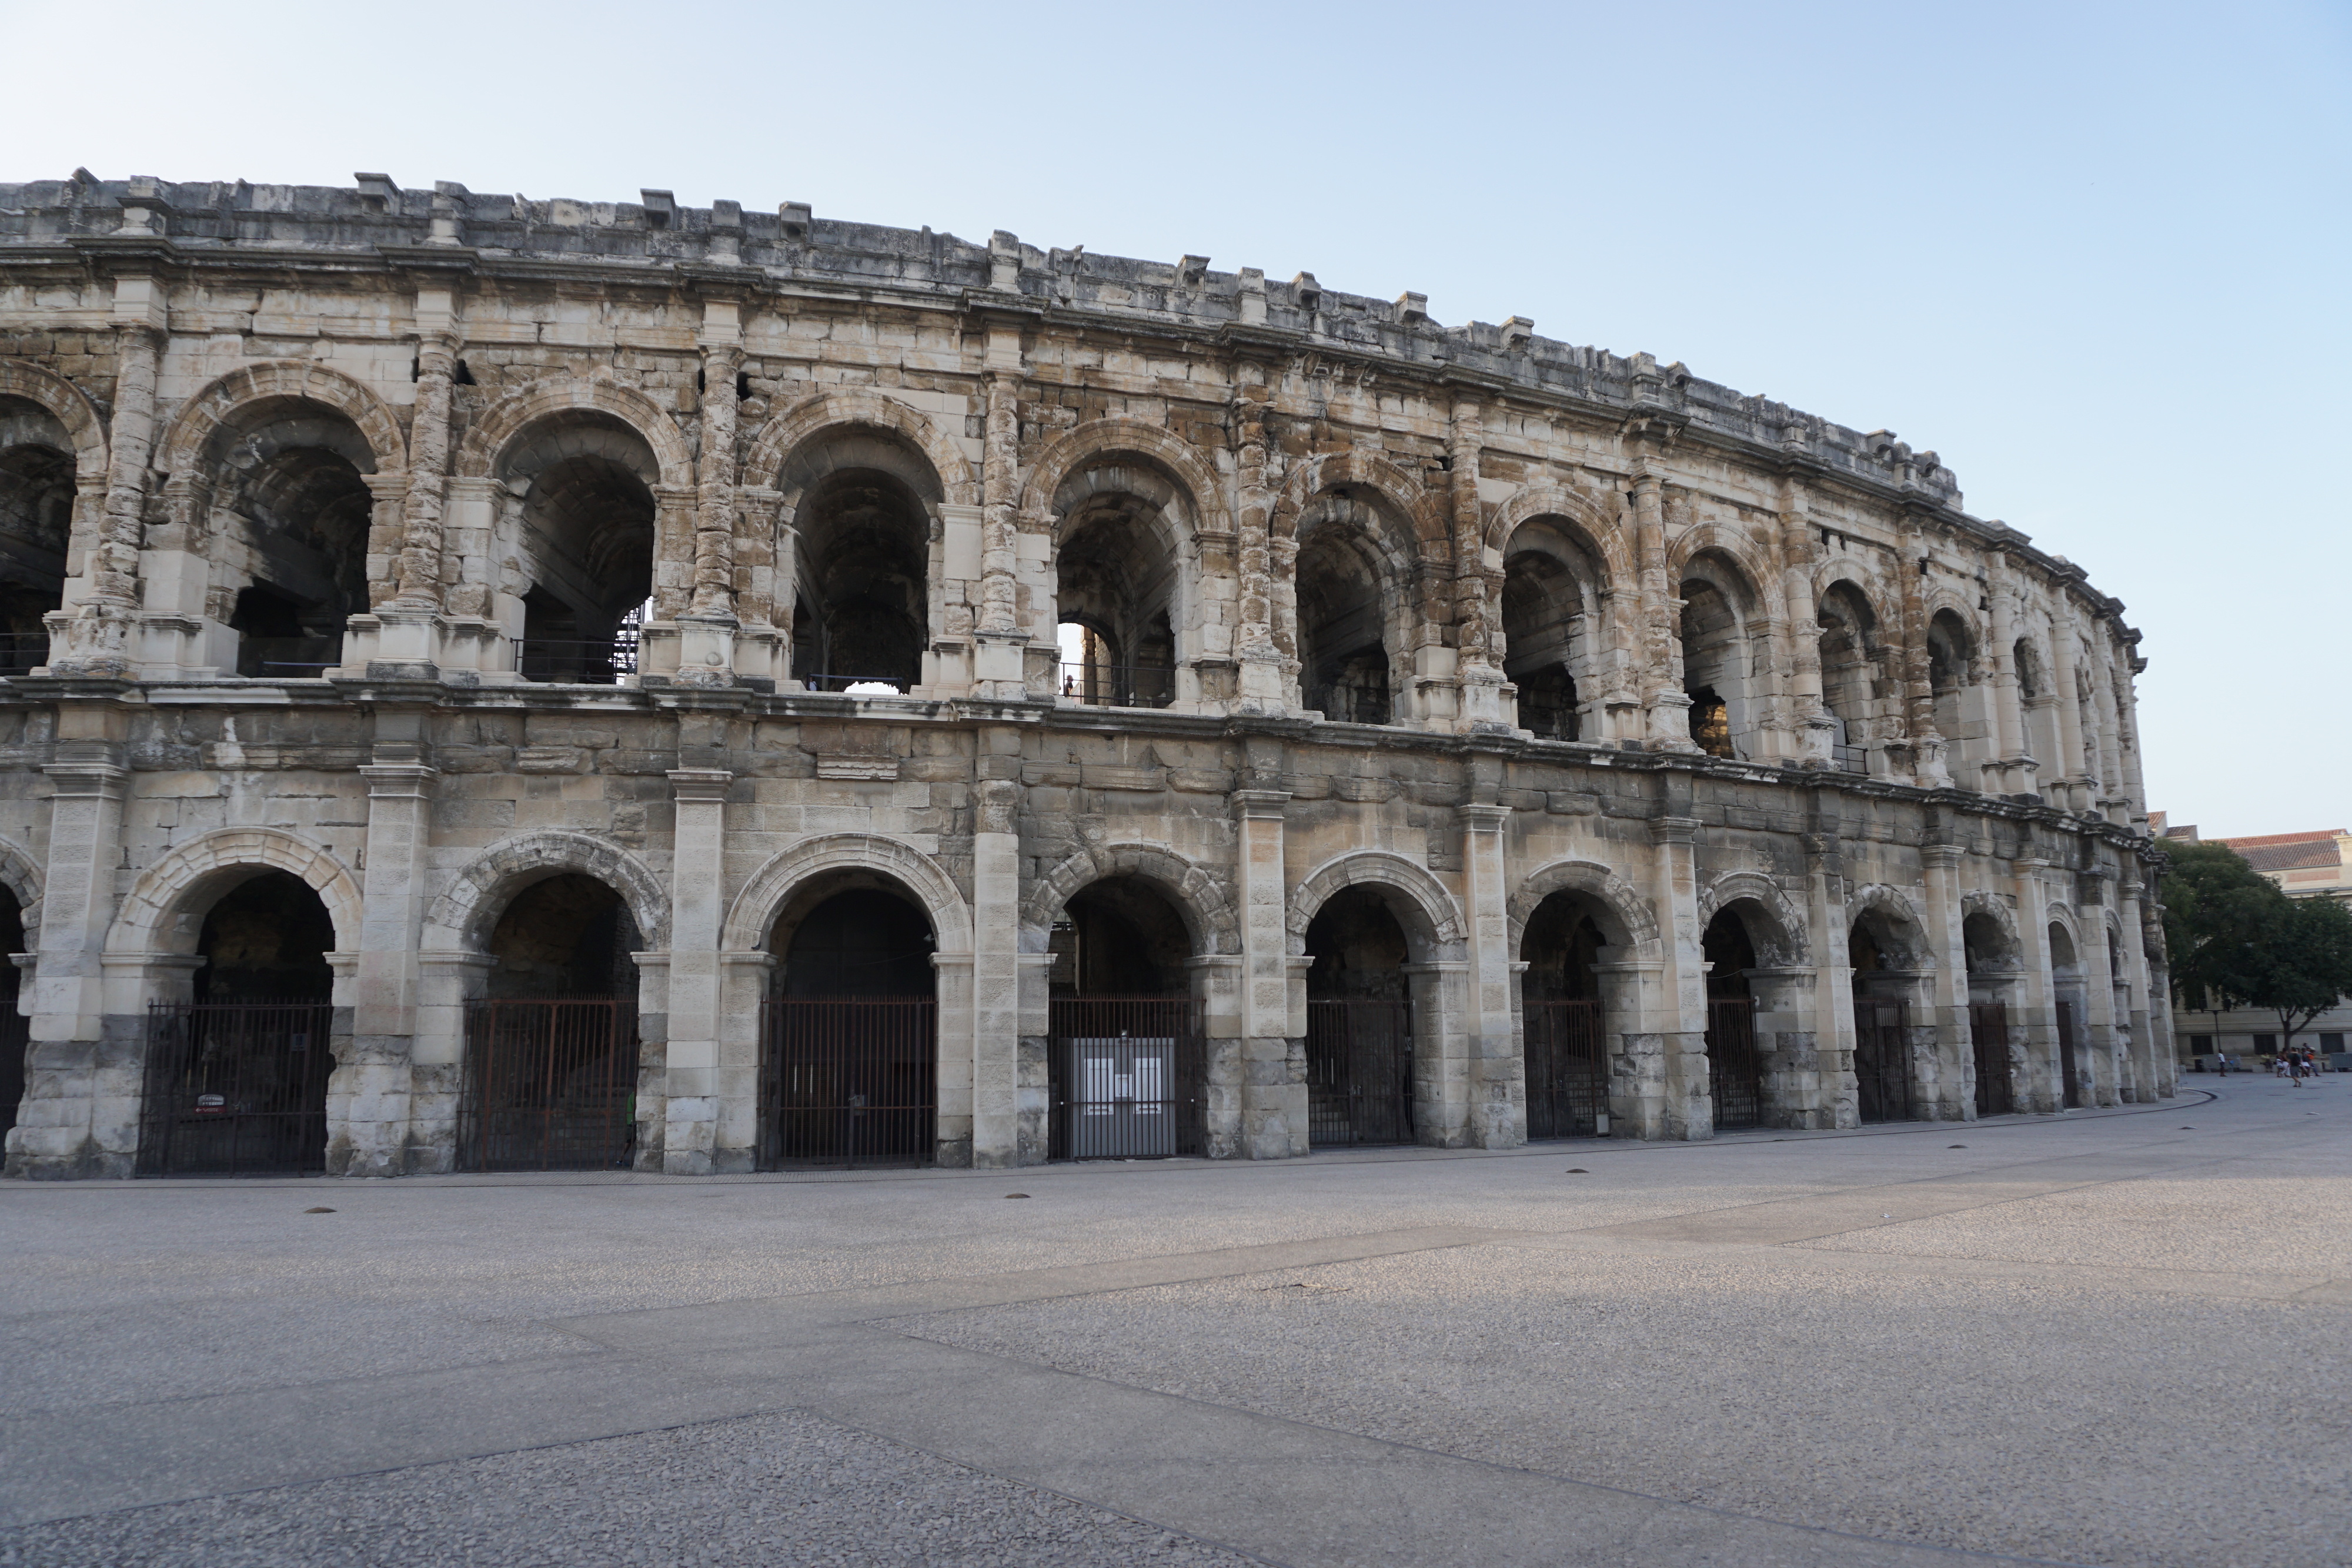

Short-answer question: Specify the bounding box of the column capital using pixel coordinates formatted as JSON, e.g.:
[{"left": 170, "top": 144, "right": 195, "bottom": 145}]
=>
[
  {"left": 667, "top": 767, "right": 734, "bottom": 803},
  {"left": 1232, "top": 788, "right": 1292, "bottom": 820},
  {"left": 1648, "top": 814, "right": 1699, "bottom": 845},
  {"left": 1456, "top": 803, "right": 1511, "bottom": 832}
]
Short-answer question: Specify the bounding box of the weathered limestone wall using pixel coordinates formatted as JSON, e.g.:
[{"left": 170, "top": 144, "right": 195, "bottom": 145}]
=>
[{"left": 0, "top": 176, "right": 2171, "bottom": 1179}]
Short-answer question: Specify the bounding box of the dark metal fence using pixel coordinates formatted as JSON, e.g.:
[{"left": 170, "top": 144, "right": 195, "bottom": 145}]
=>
[
  {"left": 1970, "top": 1001, "right": 2015, "bottom": 1117},
  {"left": 1305, "top": 998, "right": 1413, "bottom": 1147},
  {"left": 759, "top": 996, "right": 937, "bottom": 1167},
  {"left": 2056, "top": 999, "right": 2084, "bottom": 1108},
  {"left": 0, "top": 1001, "right": 22, "bottom": 1141},
  {"left": 1708, "top": 997, "right": 1763, "bottom": 1131},
  {"left": 1057, "top": 662, "right": 1175, "bottom": 709},
  {"left": 1853, "top": 998, "right": 1913, "bottom": 1124},
  {"left": 457, "top": 998, "right": 640, "bottom": 1172},
  {"left": 518, "top": 628, "right": 640, "bottom": 685},
  {"left": 137, "top": 1000, "right": 334, "bottom": 1176},
  {"left": 1047, "top": 996, "right": 1203, "bottom": 1159},
  {"left": 1524, "top": 999, "right": 1607, "bottom": 1139},
  {"left": 0, "top": 633, "right": 48, "bottom": 677}
]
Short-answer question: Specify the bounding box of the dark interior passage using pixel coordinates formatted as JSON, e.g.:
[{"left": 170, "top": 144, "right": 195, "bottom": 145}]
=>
[
  {"left": 1702, "top": 909, "right": 1762, "bottom": 1129},
  {"left": 763, "top": 882, "right": 938, "bottom": 1166},
  {"left": 1305, "top": 887, "right": 1413, "bottom": 1146},
  {"left": 1519, "top": 892, "right": 1609, "bottom": 1139}
]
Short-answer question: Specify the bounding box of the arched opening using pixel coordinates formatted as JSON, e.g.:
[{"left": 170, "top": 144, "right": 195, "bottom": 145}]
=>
[
  {"left": 1053, "top": 463, "right": 1184, "bottom": 709},
  {"left": 1679, "top": 556, "right": 1758, "bottom": 760},
  {"left": 787, "top": 434, "right": 935, "bottom": 694},
  {"left": 1964, "top": 911, "right": 2018, "bottom": 1116},
  {"left": 0, "top": 397, "right": 75, "bottom": 675},
  {"left": 1818, "top": 581, "right": 1889, "bottom": 774},
  {"left": 1046, "top": 877, "right": 1201, "bottom": 1158},
  {"left": 507, "top": 413, "right": 659, "bottom": 684},
  {"left": 1501, "top": 523, "right": 1601, "bottom": 741},
  {"left": 460, "top": 874, "right": 643, "bottom": 1170},
  {"left": 1847, "top": 908, "right": 1921, "bottom": 1123},
  {"left": 1518, "top": 891, "right": 1609, "bottom": 1138},
  {"left": 1927, "top": 609, "right": 1983, "bottom": 780},
  {"left": 1295, "top": 502, "right": 1397, "bottom": 725},
  {"left": 1303, "top": 887, "right": 1414, "bottom": 1145},
  {"left": 1702, "top": 909, "right": 1762, "bottom": 1129},
  {"left": 201, "top": 399, "right": 374, "bottom": 679},
  {"left": 761, "top": 874, "right": 939, "bottom": 1165},
  {"left": 137, "top": 871, "right": 337, "bottom": 1176},
  {"left": 2049, "top": 921, "right": 2086, "bottom": 1109},
  {"left": 0, "top": 887, "right": 22, "bottom": 1144},
  {"left": 2014, "top": 638, "right": 2057, "bottom": 798}
]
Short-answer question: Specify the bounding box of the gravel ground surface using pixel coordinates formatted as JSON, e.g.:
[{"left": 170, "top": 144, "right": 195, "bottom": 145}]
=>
[
  {"left": 0, "top": 1409, "right": 1255, "bottom": 1568},
  {"left": 0, "top": 1079, "right": 2339, "bottom": 1567}
]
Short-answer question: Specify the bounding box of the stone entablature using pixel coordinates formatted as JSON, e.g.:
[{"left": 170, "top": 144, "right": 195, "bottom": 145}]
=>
[{"left": 0, "top": 175, "right": 2170, "bottom": 1179}]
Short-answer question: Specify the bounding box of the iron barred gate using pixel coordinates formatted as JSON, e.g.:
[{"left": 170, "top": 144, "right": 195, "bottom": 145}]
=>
[
  {"left": 457, "top": 999, "right": 640, "bottom": 1172},
  {"left": 138, "top": 1000, "right": 335, "bottom": 1176},
  {"left": 1523, "top": 999, "right": 1607, "bottom": 1139},
  {"left": 759, "top": 996, "right": 937, "bottom": 1167},
  {"left": 1970, "top": 1002, "right": 2015, "bottom": 1117},
  {"left": 1305, "top": 998, "right": 1413, "bottom": 1147},
  {"left": 1047, "top": 996, "right": 1204, "bottom": 1159},
  {"left": 1707, "top": 998, "right": 1763, "bottom": 1131},
  {"left": 1853, "top": 999, "right": 1913, "bottom": 1124}
]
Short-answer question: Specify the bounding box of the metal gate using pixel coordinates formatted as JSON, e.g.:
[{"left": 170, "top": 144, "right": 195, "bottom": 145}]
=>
[
  {"left": 1970, "top": 1001, "right": 2015, "bottom": 1117},
  {"left": 759, "top": 996, "right": 937, "bottom": 1167},
  {"left": 1524, "top": 999, "right": 1607, "bottom": 1139},
  {"left": 1707, "top": 998, "right": 1763, "bottom": 1131},
  {"left": 1853, "top": 998, "right": 1913, "bottom": 1124},
  {"left": 1305, "top": 998, "right": 1413, "bottom": 1147},
  {"left": 137, "top": 1000, "right": 334, "bottom": 1176},
  {"left": 1048, "top": 996, "right": 1203, "bottom": 1159},
  {"left": 457, "top": 999, "right": 639, "bottom": 1172},
  {"left": 0, "top": 1001, "right": 24, "bottom": 1142},
  {"left": 2056, "top": 999, "right": 2084, "bottom": 1108}
]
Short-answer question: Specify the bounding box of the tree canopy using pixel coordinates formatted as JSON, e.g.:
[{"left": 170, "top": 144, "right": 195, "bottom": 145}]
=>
[{"left": 2164, "top": 841, "right": 2352, "bottom": 1052}]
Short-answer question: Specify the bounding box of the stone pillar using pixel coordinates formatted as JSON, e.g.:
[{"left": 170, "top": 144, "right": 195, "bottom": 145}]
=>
[
  {"left": 395, "top": 330, "right": 457, "bottom": 612},
  {"left": 973, "top": 332, "right": 1025, "bottom": 697},
  {"left": 1630, "top": 466, "right": 1693, "bottom": 749},
  {"left": 970, "top": 764, "right": 1023, "bottom": 1166},
  {"left": 679, "top": 307, "right": 744, "bottom": 686},
  {"left": 409, "top": 950, "right": 491, "bottom": 1172},
  {"left": 50, "top": 299, "right": 164, "bottom": 675},
  {"left": 2075, "top": 869, "right": 2121, "bottom": 1108},
  {"left": 1748, "top": 964, "right": 1825, "bottom": 1128},
  {"left": 1980, "top": 555, "right": 2026, "bottom": 796},
  {"left": 1803, "top": 794, "right": 1862, "bottom": 1129},
  {"left": 1235, "top": 783, "right": 1305, "bottom": 1156},
  {"left": 1457, "top": 800, "right": 1522, "bottom": 1148},
  {"left": 1231, "top": 360, "right": 1289, "bottom": 714},
  {"left": 1895, "top": 516, "right": 1945, "bottom": 787},
  {"left": 2089, "top": 631, "right": 2130, "bottom": 823},
  {"left": 2048, "top": 625, "right": 2091, "bottom": 812},
  {"left": 1920, "top": 838, "right": 1972, "bottom": 1119},
  {"left": 1189, "top": 953, "right": 1245, "bottom": 1156},
  {"left": 2013, "top": 855, "right": 2060, "bottom": 1111},
  {"left": 4, "top": 729, "right": 129, "bottom": 1176},
  {"left": 1449, "top": 397, "right": 1507, "bottom": 732},
  {"left": 333, "top": 741, "right": 437, "bottom": 1176},
  {"left": 662, "top": 768, "right": 733, "bottom": 1172},
  {"left": 1649, "top": 790, "right": 1712, "bottom": 1139},
  {"left": 2115, "top": 874, "right": 2156, "bottom": 1102}
]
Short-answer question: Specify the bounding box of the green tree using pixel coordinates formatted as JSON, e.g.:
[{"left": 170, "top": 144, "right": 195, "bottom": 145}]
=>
[
  {"left": 2246, "top": 895, "right": 2352, "bottom": 1058},
  {"left": 2161, "top": 841, "right": 2287, "bottom": 1012}
]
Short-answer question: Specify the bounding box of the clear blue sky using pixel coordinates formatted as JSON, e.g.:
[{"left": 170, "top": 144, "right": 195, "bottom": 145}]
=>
[{"left": 8, "top": 0, "right": 2345, "bottom": 835}]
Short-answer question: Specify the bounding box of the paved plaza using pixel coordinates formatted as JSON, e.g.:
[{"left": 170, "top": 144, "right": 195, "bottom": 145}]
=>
[{"left": 1, "top": 1079, "right": 2345, "bottom": 1567}]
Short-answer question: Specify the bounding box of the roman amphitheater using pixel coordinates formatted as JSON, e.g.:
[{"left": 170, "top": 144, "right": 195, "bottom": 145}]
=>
[{"left": 0, "top": 173, "right": 2171, "bottom": 1181}]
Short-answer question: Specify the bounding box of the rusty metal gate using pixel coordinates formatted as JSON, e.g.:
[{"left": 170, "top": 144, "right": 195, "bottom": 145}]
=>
[
  {"left": 759, "top": 996, "right": 937, "bottom": 1167},
  {"left": 1708, "top": 998, "right": 1763, "bottom": 1131},
  {"left": 137, "top": 1000, "right": 335, "bottom": 1175},
  {"left": 2056, "top": 999, "right": 2084, "bottom": 1108},
  {"left": 1305, "top": 998, "right": 1413, "bottom": 1147},
  {"left": 1970, "top": 1001, "right": 2015, "bottom": 1117},
  {"left": 1853, "top": 999, "right": 1913, "bottom": 1124},
  {"left": 1524, "top": 999, "right": 1607, "bottom": 1139},
  {"left": 1048, "top": 997, "right": 1204, "bottom": 1159},
  {"left": 458, "top": 999, "right": 639, "bottom": 1172}
]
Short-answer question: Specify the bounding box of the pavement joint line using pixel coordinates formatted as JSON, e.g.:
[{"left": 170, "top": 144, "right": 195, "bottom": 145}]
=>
[{"left": 0, "top": 1089, "right": 2229, "bottom": 1195}]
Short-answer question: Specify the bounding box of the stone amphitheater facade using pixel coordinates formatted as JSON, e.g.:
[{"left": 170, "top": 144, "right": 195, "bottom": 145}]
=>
[{"left": 0, "top": 173, "right": 2173, "bottom": 1180}]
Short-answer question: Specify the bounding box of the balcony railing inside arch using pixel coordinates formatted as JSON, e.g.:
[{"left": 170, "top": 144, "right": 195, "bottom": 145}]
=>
[
  {"left": 516, "top": 626, "right": 642, "bottom": 686},
  {"left": 0, "top": 633, "right": 46, "bottom": 678},
  {"left": 1058, "top": 662, "right": 1175, "bottom": 710}
]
